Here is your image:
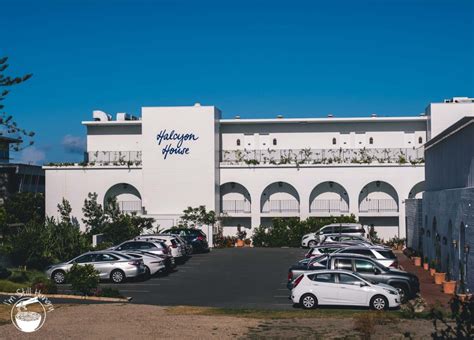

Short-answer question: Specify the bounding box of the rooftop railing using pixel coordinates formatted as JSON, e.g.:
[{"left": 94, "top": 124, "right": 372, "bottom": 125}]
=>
[
  {"left": 85, "top": 151, "right": 142, "bottom": 165},
  {"left": 221, "top": 147, "right": 424, "bottom": 166}
]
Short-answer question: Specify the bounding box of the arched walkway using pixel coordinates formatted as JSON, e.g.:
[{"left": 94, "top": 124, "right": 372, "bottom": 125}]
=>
[
  {"left": 309, "top": 181, "right": 349, "bottom": 213},
  {"left": 358, "top": 181, "right": 399, "bottom": 213},
  {"left": 261, "top": 181, "right": 300, "bottom": 213},
  {"left": 408, "top": 181, "right": 425, "bottom": 199},
  {"left": 220, "top": 182, "right": 251, "bottom": 213},
  {"left": 104, "top": 183, "right": 142, "bottom": 213}
]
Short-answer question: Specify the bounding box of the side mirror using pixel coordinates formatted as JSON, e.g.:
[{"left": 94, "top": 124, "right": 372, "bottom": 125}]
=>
[
  {"left": 373, "top": 268, "right": 380, "bottom": 275},
  {"left": 359, "top": 282, "right": 367, "bottom": 287}
]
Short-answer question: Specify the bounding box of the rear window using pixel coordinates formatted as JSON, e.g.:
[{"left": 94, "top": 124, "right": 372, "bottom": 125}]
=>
[{"left": 377, "top": 250, "right": 397, "bottom": 259}]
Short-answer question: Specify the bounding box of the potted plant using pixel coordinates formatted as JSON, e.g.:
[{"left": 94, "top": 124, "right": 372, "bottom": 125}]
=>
[
  {"left": 235, "top": 226, "right": 246, "bottom": 247},
  {"left": 442, "top": 256, "right": 456, "bottom": 294},
  {"left": 434, "top": 258, "right": 446, "bottom": 285},
  {"left": 411, "top": 248, "right": 421, "bottom": 267},
  {"left": 429, "top": 259, "right": 436, "bottom": 276},
  {"left": 423, "top": 256, "right": 429, "bottom": 270},
  {"left": 456, "top": 263, "right": 472, "bottom": 301}
]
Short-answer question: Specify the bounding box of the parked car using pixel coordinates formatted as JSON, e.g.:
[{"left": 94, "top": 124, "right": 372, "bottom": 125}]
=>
[
  {"left": 287, "top": 253, "right": 419, "bottom": 302},
  {"left": 334, "top": 246, "right": 399, "bottom": 268},
  {"left": 45, "top": 251, "right": 145, "bottom": 284},
  {"left": 120, "top": 251, "right": 166, "bottom": 276},
  {"left": 162, "top": 228, "right": 209, "bottom": 253},
  {"left": 301, "top": 223, "right": 366, "bottom": 247},
  {"left": 304, "top": 244, "right": 351, "bottom": 258},
  {"left": 319, "top": 234, "right": 371, "bottom": 245},
  {"left": 112, "top": 240, "right": 176, "bottom": 271},
  {"left": 135, "top": 235, "right": 185, "bottom": 260},
  {"left": 291, "top": 269, "right": 400, "bottom": 310},
  {"left": 160, "top": 233, "right": 193, "bottom": 256}
]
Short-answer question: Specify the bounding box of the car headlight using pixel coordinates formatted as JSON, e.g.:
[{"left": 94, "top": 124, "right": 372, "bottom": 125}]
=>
[{"left": 384, "top": 288, "right": 398, "bottom": 295}]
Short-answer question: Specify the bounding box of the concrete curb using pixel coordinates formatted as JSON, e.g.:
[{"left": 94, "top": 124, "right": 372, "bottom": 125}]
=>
[{"left": 0, "top": 291, "right": 131, "bottom": 303}]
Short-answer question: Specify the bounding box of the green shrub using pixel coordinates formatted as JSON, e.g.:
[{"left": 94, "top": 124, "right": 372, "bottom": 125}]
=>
[
  {"left": 0, "top": 279, "right": 29, "bottom": 292},
  {"left": 96, "top": 287, "right": 124, "bottom": 298},
  {"left": 66, "top": 263, "right": 99, "bottom": 296},
  {"left": 8, "top": 270, "right": 29, "bottom": 283},
  {"left": 252, "top": 215, "right": 358, "bottom": 247},
  {"left": 32, "top": 276, "right": 58, "bottom": 294},
  {"left": 0, "top": 266, "right": 11, "bottom": 279}
]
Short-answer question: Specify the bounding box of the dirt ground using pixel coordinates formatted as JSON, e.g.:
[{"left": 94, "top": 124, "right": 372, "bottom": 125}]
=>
[{"left": 0, "top": 304, "right": 435, "bottom": 339}]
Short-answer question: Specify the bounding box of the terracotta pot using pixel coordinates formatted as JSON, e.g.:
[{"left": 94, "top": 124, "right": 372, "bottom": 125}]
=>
[
  {"left": 434, "top": 272, "right": 446, "bottom": 285},
  {"left": 429, "top": 268, "right": 436, "bottom": 277},
  {"left": 457, "top": 293, "right": 473, "bottom": 302},
  {"left": 413, "top": 257, "right": 421, "bottom": 267},
  {"left": 423, "top": 263, "right": 429, "bottom": 270},
  {"left": 442, "top": 281, "right": 456, "bottom": 294},
  {"left": 236, "top": 239, "right": 245, "bottom": 247}
]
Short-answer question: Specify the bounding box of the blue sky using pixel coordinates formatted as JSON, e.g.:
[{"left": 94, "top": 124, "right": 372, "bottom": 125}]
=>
[{"left": 1, "top": 0, "right": 473, "bottom": 163}]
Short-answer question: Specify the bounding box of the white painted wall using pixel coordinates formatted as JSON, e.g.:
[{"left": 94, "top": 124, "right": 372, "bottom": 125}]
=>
[
  {"left": 141, "top": 105, "right": 221, "bottom": 227},
  {"left": 427, "top": 102, "right": 474, "bottom": 140},
  {"left": 86, "top": 125, "right": 142, "bottom": 152}
]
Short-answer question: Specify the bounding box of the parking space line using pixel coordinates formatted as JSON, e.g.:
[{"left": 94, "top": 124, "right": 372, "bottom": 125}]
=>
[{"left": 273, "top": 295, "right": 289, "bottom": 298}]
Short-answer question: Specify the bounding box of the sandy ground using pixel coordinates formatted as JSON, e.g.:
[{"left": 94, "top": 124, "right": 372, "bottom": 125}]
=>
[
  {"left": 0, "top": 304, "right": 259, "bottom": 340},
  {"left": 0, "top": 304, "right": 435, "bottom": 339}
]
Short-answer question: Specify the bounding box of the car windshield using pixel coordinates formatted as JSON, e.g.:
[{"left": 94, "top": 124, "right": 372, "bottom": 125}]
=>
[{"left": 377, "top": 250, "right": 397, "bottom": 259}]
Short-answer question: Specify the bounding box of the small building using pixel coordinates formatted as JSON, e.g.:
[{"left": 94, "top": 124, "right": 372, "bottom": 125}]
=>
[
  {"left": 0, "top": 136, "right": 45, "bottom": 204},
  {"left": 407, "top": 97, "right": 474, "bottom": 293}
]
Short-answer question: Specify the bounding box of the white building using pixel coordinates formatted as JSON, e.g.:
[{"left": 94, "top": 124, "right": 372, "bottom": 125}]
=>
[{"left": 44, "top": 98, "right": 472, "bottom": 241}]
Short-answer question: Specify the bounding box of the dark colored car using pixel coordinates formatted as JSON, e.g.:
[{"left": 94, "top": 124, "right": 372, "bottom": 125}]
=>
[
  {"left": 163, "top": 228, "right": 209, "bottom": 253},
  {"left": 288, "top": 253, "right": 419, "bottom": 302}
]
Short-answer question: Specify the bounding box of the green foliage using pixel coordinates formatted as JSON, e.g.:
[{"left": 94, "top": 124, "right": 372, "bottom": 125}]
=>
[
  {"left": 3, "top": 192, "right": 44, "bottom": 224},
  {"left": 0, "top": 56, "right": 35, "bottom": 151},
  {"left": 0, "top": 265, "right": 11, "bottom": 279},
  {"left": 430, "top": 295, "right": 473, "bottom": 339},
  {"left": 180, "top": 205, "right": 217, "bottom": 227},
  {"left": 32, "top": 276, "right": 57, "bottom": 294},
  {"left": 2, "top": 199, "right": 90, "bottom": 269},
  {"left": 96, "top": 287, "right": 124, "bottom": 298},
  {"left": 82, "top": 193, "right": 154, "bottom": 245},
  {"left": 252, "top": 215, "right": 358, "bottom": 247},
  {"left": 66, "top": 263, "right": 99, "bottom": 296},
  {"left": 8, "top": 270, "right": 29, "bottom": 283}
]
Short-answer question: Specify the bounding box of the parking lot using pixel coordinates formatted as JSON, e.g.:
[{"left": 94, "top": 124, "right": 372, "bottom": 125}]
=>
[{"left": 58, "top": 247, "right": 306, "bottom": 309}]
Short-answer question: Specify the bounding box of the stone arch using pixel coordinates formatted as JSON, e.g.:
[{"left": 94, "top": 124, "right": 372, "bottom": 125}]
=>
[
  {"left": 260, "top": 181, "right": 300, "bottom": 213},
  {"left": 220, "top": 182, "right": 251, "bottom": 213},
  {"left": 358, "top": 181, "right": 399, "bottom": 212},
  {"left": 104, "top": 183, "right": 142, "bottom": 213},
  {"left": 309, "top": 181, "right": 349, "bottom": 213}
]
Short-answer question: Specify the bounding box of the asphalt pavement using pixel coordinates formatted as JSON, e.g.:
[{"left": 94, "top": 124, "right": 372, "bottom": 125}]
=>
[{"left": 58, "top": 247, "right": 306, "bottom": 309}]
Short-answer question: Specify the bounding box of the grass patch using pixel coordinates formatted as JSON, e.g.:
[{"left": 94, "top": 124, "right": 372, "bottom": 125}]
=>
[
  {"left": 165, "top": 305, "right": 406, "bottom": 319},
  {"left": 0, "top": 279, "right": 29, "bottom": 293}
]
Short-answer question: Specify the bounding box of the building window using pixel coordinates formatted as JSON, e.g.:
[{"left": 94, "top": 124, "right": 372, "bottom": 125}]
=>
[
  {"left": 369, "top": 137, "right": 374, "bottom": 144},
  {"left": 273, "top": 138, "right": 277, "bottom": 146},
  {"left": 332, "top": 138, "right": 337, "bottom": 145},
  {"left": 418, "top": 137, "right": 423, "bottom": 144},
  {"left": 236, "top": 139, "right": 241, "bottom": 146}
]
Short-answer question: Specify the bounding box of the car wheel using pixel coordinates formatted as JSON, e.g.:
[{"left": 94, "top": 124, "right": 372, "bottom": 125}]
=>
[
  {"left": 370, "top": 295, "right": 388, "bottom": 311},
  {"left": 110, "top": 269, "right": 125, "bottom": 283},
  {"left": 300, "top": 293, "right": 318, "bottom": 309},
  {"left": 392, "top": 284, "right": 408, "bottom": 303},
  {"left": 52, "top": 270, "right": 66, "bottom": 284},
  {"left": 308, "top": 240, "right": 317, "bottom": 248},
  {"left": 144, "top": 266, "right": 151, "bottom": 278}
]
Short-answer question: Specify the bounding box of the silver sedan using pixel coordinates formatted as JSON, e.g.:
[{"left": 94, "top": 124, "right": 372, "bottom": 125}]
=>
[{"left": 45, "top": 251, "right": 145, "bottom": 284}]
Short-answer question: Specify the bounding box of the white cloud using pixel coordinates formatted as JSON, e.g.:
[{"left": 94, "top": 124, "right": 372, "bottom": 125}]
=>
[
  {"left": 62, "top": 134, "right": 85, "bottom": 154},
  {"left": 19, "top": 146, "right": 46, "bottom": 165}
]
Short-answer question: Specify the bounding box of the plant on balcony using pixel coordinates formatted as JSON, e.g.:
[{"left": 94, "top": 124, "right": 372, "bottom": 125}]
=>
[
  {"left": 244, "top": 159, "right": 259, "bottom": 166},
  {"left": 398, "top": 153, "right": 407, "bottom": 164}
]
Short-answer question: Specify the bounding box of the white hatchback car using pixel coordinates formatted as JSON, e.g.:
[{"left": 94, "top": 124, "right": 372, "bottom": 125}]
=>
[{"left": 291, "top": 269, "right": 400, "bottom": 310}]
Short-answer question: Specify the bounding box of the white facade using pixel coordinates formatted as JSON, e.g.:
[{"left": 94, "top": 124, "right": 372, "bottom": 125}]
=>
[{"left": 44, "top": 99, "right": 470, "bottom": 242}]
